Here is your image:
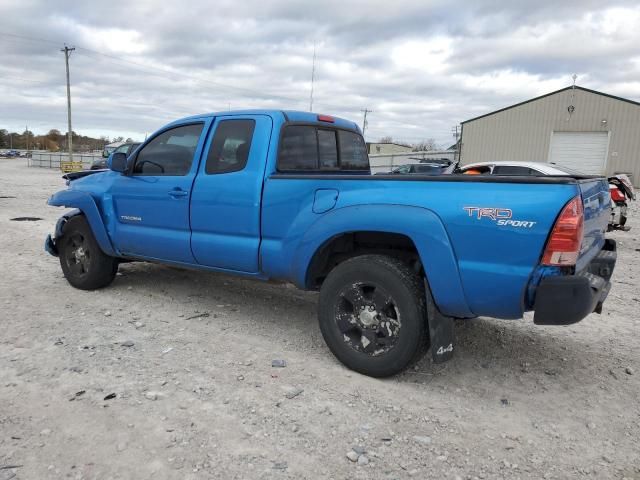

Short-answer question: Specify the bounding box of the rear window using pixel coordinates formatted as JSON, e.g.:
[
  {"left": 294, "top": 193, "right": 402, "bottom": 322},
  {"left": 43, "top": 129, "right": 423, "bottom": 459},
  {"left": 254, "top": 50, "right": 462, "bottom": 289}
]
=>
[
  {"left": 492, "top": 165, "right": 535, "bottom": 176},
  {"left": 278, "top": 125, "right": 369, "bottom": 172},
  {"left": 278, "top": 126, "right": 318, "bottom": 170},
  {"left": 338, "top": 130, "right": 368, "bottom": 170},
  {"left": 318, "top": 129, "right": 338, "bottom": 169}
]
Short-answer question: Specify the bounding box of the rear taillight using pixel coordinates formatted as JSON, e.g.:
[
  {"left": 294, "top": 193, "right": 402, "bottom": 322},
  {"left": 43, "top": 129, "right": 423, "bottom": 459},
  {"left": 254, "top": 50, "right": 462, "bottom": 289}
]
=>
[
  {"left": 542, "top": 196, "right": 584, "bottom": 266},
  {"left": 609, "top": 185, "right": 625, "bottom": 202}
]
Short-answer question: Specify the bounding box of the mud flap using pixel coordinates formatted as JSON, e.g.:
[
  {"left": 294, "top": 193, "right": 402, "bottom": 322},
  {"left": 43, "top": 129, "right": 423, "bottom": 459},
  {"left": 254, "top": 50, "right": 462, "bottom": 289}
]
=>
[{"left": 424, "top": 279, "right": 455, "bottom": 363}]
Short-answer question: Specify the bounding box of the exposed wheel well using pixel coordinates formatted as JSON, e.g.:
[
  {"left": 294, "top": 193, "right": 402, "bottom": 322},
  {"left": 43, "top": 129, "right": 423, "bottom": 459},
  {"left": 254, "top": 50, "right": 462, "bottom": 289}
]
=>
[{"left": 306, "top": 231, "right": 422, "bottom": 289}]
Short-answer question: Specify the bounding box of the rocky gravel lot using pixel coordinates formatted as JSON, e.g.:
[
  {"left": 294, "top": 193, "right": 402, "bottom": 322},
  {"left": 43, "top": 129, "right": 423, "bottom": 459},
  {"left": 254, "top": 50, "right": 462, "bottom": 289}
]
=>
[{"left": 1, "top": 159, "right": 639, "bottom": 479}]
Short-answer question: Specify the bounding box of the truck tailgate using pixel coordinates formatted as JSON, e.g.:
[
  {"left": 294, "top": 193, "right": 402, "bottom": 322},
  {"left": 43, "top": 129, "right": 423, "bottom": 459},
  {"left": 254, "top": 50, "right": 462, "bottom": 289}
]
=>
[{"left": 576, "top": 177, "right": 610, "bottom": 272}]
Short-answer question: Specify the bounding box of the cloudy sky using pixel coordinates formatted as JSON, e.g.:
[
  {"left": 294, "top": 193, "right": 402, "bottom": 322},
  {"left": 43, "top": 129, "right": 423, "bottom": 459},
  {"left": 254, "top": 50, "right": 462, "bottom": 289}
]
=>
[{"left": 1, "top": 0, "right": 640, "bottom": 146}]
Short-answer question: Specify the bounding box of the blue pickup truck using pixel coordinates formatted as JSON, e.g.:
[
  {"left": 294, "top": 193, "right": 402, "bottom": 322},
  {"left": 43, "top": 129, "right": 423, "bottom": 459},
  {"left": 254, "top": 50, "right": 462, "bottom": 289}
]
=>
[{"left": 45, "top": 110, "right": 616, "bottom": 377}]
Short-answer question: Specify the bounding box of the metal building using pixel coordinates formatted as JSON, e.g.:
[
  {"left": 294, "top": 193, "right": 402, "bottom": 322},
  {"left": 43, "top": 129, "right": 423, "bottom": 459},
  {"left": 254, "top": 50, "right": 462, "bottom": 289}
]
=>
[{"left": 460, "top": 86, "right": 640, "bottom": 185}]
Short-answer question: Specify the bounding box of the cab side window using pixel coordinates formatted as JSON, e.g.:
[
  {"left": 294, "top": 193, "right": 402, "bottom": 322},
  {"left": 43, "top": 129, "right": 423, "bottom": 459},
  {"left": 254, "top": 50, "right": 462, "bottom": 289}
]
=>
[
  {"left": 205, "top": 120, "right": 256, "bottom": 174},
  {"left": 133, "top": 123, "right": 204, "bottom": 176}
]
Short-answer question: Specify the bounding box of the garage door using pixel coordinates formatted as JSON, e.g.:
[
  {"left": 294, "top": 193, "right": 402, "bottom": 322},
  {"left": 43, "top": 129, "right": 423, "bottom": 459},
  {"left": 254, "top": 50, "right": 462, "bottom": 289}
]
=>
[{"left": 548, "top": 132, "right": 609, "bottom": 174}]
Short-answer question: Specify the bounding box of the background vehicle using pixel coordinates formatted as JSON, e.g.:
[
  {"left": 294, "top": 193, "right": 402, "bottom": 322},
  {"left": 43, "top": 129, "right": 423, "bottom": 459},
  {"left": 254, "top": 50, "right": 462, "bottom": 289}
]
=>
[
  {"left": 608, "top": 174, "right": 635, "bottom": 231},
  {"left": 376, "top": 158, "right": 455, "bottom": 175},
  {"left": 45, "top": 111, "right": 615, "bottom": 377},
  {"left": 387, "top": 163, "right": 448, "bottom": 175},
  {"left": 459, "top": 161, "right": 634, "bottom": 231},
  {"left": 92, "top": 142, "right": 140, "bottom": 170},
  {"left": 457, "top": 161, "right": 580, "bottom": 176}
]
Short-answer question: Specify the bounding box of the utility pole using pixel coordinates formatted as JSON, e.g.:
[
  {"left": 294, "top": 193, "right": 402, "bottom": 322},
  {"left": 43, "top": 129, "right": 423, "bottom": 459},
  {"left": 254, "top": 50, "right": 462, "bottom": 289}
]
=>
[
  {"left": 309, "top": 41, "right": 317, "bottom": 112},
  {"left": 61, "top": 45, "right": 75, "bottom": 161},
  {"left": 360, "top": 109, "right": 372, "bottom": 136}
]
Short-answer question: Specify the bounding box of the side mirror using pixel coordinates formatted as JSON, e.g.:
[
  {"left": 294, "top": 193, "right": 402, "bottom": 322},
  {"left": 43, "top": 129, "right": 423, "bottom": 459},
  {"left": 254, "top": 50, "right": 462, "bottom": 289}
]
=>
[
  {"left": 102, "top": 150, "right": 109, "bottom": 158},
  {"left": 110, "top": 152, "right": 128, "bottom": 173}
]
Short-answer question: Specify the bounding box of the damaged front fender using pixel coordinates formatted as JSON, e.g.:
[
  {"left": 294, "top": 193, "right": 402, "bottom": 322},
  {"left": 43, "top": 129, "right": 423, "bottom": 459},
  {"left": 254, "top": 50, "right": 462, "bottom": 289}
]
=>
[
  {"left": 47, "top": 190, "right": 116, "bottom": 256},
  {"left": 43, "top": 208, "right": 82, "bottom": 257}
]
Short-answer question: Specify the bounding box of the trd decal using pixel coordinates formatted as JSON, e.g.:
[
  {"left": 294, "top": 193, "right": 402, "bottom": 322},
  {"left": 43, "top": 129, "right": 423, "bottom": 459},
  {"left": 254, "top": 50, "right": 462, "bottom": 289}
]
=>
[
  {"left": 463, "top": 207, "right": 512, "bottom": 220},
  {"left": 464, "top": 206, "right": 536, "bottom": 228}
]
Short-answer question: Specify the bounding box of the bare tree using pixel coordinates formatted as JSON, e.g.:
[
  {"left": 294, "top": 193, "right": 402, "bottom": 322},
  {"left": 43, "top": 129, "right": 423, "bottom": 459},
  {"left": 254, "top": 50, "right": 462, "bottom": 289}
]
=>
[
  {"left": 413, "top": 138, "right": 437, "bottom": 152},
  {"left": 378, "top": 136, "right": 393, "bottom": 143}
]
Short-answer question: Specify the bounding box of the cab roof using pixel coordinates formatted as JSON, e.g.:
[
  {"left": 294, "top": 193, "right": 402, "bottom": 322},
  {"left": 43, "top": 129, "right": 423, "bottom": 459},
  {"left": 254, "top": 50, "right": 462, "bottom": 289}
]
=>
[{"left": 171, "top": 109, "right": 361, "bottom": 132}]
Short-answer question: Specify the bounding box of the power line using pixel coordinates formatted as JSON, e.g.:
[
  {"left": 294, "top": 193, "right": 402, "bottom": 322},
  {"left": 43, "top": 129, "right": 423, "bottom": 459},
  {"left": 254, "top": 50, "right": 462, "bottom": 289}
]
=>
[
  {"left": 0, "top": 31, "right": 355, "bottom": 113},
  {"left": 0, "top": 31, "right": 59, "bottom": 46},
  {"left": 0, "top": 32, "right": 305, "bottom": 106},
  {"left": 0, "top": 30, "right": 455, "bottom": 140},
  {"left": 0, "top": 74, "right": 54, "bottom": 86}
]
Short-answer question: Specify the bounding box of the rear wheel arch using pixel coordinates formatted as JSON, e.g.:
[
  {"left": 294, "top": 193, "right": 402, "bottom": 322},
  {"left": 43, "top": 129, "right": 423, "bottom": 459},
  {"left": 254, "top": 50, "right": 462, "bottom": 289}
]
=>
[
  {"left": 294, "top": 204, "right": 475, "bottom": 318},
  {"left": 305, "top": 231, "right": 423, "bottom": 289}
]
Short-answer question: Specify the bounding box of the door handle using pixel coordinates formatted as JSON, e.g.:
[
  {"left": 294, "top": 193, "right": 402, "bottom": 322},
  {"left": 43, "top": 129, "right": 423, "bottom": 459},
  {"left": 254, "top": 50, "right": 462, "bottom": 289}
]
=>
[{"left": 168, "top": 188, "right": 188, "bottom": 198}]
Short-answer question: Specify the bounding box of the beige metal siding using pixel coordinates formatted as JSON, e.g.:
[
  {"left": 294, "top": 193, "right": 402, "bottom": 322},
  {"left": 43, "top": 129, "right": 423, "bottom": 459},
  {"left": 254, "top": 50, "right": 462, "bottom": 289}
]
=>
[{"left": 461, "top": 89, "right": 640, "bottom": 185}]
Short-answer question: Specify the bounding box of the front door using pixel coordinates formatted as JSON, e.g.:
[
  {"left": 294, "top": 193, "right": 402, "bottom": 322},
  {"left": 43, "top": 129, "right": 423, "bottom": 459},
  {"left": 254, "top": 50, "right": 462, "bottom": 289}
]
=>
[{"left": 110, "top": 121, "right": 208, "bottom": 263}]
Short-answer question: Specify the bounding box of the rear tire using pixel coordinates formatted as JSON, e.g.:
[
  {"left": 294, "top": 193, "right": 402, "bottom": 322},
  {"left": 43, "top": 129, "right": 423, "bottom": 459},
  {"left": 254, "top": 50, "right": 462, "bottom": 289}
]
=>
[
  {"left": 318, "top": 254, "right": 428, "bottom": 377},
  {"left": 57, "top": 215, "right": 118, "bottom": 290}
]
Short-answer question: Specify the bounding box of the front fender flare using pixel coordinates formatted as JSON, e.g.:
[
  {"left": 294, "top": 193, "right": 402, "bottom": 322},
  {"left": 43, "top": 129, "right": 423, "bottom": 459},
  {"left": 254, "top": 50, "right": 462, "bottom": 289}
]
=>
[
  {"left": 293, "top": 204, "right": 474, "bottom": 318},
  {"left": 47, "top": 190, "right": 116, "bottom": 256}
]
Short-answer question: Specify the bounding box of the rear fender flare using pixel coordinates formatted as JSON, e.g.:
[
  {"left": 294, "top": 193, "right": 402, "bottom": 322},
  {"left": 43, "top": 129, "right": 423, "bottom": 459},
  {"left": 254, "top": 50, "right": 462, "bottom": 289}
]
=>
[
  {"left": 294, "top": 204, "right": 474, "bottom": 318},
  {"left": 48, "top": 190, "right": 116, "bottom": 256}
]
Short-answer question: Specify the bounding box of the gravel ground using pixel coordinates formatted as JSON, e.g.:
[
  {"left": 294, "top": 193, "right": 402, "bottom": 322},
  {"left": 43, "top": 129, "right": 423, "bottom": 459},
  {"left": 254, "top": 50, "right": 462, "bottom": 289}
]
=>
[{"left": 1, "top": 158, "right": 639, "bottom": 480}]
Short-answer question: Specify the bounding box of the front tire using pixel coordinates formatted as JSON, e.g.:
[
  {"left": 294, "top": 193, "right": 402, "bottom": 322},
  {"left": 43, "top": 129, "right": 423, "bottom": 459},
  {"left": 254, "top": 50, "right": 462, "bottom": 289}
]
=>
[
  {"left": 57, "top": 215, "right": 118, "bottom": 290},
  {"left": 318, "top": 254, "right": 428, "bottom": 377}
]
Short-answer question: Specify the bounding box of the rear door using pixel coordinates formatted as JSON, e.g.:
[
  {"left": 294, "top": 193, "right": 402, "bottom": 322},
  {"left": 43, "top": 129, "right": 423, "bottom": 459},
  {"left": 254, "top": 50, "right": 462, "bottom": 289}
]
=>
[
  {"left": 110, "top": 122, "right": 208, "bottom": 263},
  {"left": 190, "top": 114, "right": 272, "bottom": 272}
]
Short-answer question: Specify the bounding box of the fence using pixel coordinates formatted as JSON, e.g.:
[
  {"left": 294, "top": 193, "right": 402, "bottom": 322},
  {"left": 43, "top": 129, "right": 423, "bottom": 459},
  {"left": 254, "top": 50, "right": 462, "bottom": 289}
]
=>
[
  {"left": 28, "top": 153, "right": 102, "bottom": 170},
  {"left": 26, "top": 150, "right": 460, "bottom": 174},
  {"left": 369, "top": 150, "right": 458, "bottom": 174}
]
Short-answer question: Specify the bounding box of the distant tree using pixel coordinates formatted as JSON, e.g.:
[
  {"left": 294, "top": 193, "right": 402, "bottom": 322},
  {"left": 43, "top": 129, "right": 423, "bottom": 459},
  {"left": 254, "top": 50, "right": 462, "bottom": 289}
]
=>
[
  {"left": 112, "top": 136, "right": 124, "bottom": 143},
  {"left": 413, "top": 138, "right": 438, "bottom": 152},
  {"left": 0, "top": 129, "right": 7, "bottom": 148},
  {"left": 125, "top": 137, "right": 133, "bottom": 143},
  {"left": 378, "top": 136, "right": 393, "bottom": 143}
]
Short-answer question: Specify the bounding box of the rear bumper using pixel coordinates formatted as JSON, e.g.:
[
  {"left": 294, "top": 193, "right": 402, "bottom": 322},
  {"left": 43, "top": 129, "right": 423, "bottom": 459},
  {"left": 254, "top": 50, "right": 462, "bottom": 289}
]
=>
[{"left": 533, "top": 239, "right": 616, "bottom": 325}]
